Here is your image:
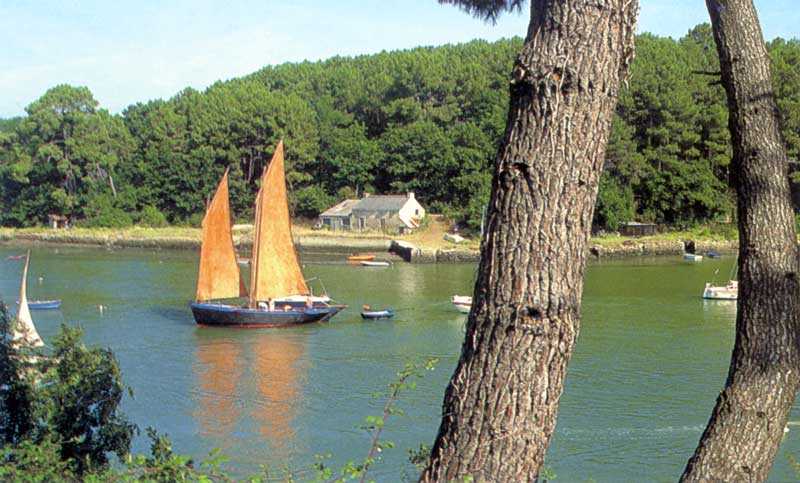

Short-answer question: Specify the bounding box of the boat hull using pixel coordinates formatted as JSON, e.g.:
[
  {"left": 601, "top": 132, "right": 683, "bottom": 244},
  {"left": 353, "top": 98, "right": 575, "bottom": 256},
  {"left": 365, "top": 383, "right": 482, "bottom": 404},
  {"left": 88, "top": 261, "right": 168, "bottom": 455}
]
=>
[
  {"left": 348, "top": 255, "right": 375, "bottom": 262},
  {"left": 361, "top": 310, "right": 395, "bottom": 320},
  {"left": 452, "top": 303, "right": 471, "bottom": 314},
  {"left": 17, "top": 299, "right": 62, "bottom": 310},
  {"left": 361, "top": 261, "right": 390, "bottom": 267},
  {"left": 191, "top": 302, "right": 341, "bottom": 327}
]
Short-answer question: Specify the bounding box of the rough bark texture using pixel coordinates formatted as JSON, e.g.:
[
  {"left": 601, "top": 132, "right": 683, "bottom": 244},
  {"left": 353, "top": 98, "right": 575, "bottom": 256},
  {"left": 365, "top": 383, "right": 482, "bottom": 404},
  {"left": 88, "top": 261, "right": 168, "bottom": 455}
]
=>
[
  {"left": 421, "top": 1, "right": 638, "bottom": 481},
  {"left": 680, "top": 1, "right": 800, "bottom": 481}
]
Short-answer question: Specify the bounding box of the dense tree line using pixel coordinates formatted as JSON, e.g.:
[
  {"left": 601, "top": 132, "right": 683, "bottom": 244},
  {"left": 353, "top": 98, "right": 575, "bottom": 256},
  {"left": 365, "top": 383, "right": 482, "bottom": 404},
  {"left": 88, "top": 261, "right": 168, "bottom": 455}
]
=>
[{"left": 1, "top": 26, "right": 798, "bottom": 231}]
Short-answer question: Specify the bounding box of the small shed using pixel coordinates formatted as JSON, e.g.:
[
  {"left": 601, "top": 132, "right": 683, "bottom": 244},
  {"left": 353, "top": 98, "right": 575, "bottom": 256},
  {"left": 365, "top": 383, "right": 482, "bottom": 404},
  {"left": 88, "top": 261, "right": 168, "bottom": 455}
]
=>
[
  {"left": 620, "top": 222, "right": 657, "bottom": 237},
  {"left": 48, "top": 214, "right": 69, "bottom": 229}
]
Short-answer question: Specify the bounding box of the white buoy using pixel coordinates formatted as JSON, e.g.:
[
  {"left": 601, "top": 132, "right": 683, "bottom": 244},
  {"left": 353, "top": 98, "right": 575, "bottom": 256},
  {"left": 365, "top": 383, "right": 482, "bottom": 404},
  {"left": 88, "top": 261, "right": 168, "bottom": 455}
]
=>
[{"left": 98, "top": 305, "right": 104, "bottom": 315}]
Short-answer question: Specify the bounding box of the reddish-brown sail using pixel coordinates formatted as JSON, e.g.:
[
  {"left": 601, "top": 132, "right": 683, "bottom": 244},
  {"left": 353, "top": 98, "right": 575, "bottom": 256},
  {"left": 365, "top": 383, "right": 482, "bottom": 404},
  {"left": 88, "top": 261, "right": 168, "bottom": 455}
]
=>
[
  {"left": 249, "top": 141, "right": 309, "bottom": 306},
  {"left": 196, "top": 169, "right": 247, "bottom": 301}
]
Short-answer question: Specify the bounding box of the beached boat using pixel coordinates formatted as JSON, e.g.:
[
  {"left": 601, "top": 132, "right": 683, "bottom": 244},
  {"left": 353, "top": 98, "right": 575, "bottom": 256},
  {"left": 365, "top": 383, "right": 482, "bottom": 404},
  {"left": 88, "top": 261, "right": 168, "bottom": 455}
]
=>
[
  {"left": 17, "top": 299, "right": 62, "bottom": 310},
  {"left": 451, "top": 295, "right": 472, "bottom": 314},
  {"left": 14, "top": 251, "right": 45, "bottom": 348},
  {"left": 703, "top": 280, "right": 738, "bottom": 300},
  {"left": 190, "top": 141, "right": 343, "bottom": 327},
  {"left": 347, "top": 254, "right": 375, "bottom": 262},
  {"left": 361, "top": 260, "right": 391, "bottom": 267},
  {"left": 683, "top": 253, "right": 703, "bottom": 261}
]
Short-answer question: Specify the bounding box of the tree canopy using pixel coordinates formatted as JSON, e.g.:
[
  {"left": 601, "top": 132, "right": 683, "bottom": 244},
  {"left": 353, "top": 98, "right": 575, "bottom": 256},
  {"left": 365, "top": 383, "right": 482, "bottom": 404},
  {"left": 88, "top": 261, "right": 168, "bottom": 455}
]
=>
[{"left": 1, "top": 28, "right": 799, "bottom": 230}]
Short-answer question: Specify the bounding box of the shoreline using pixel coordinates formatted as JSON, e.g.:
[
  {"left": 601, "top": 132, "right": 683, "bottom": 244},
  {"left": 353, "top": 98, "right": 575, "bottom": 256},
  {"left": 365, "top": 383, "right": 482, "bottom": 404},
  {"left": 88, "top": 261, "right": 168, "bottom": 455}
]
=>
[{"left": 0, "top": 228, "right": 743, "bottom": 262}]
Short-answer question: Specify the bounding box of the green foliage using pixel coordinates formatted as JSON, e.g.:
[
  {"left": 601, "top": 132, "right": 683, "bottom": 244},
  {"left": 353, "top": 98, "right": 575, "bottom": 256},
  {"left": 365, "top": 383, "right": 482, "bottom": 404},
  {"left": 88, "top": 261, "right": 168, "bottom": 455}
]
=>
[
  {"left": 0, "top": 305, "right": 135, "bottom": 477},
  {"left": 293, "top": 186, "right": 333, "bottom": 219},
  {"left": 3, "top": 30, "right": 800, "bottom": 230},
  {"left": 137, "top": 205, "right": 169, "bottom": 227},
  {"left": 82, "top": 193, "right": 134, "bottom": 228}
]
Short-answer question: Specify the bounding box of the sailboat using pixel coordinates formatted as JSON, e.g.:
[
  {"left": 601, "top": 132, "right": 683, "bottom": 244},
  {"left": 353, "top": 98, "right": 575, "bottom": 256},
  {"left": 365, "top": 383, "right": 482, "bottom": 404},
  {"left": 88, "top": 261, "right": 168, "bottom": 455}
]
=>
[
  {"left": 15, "top": 250, "right": 45, "bottom": 348},
  {"left": 190, "top": 141, "right": 343, "bottom": 327}
]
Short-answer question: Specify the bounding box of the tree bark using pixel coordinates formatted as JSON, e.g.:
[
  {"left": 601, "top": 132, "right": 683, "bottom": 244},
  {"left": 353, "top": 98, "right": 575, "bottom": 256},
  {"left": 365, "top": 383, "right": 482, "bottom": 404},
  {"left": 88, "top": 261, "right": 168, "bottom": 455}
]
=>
[
  {"left": 681, "top": 1, "right": 800, "bottom": 481},
  {"left": 421, "top": 1, "right": 638, "bottom": 481}
]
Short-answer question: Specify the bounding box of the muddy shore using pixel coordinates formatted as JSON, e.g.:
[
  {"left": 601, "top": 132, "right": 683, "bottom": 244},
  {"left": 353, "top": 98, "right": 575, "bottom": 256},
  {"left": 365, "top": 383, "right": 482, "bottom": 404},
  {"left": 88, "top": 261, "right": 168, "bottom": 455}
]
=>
[{"left": 0, "top": 230, "right": 741, "bottom": 263}]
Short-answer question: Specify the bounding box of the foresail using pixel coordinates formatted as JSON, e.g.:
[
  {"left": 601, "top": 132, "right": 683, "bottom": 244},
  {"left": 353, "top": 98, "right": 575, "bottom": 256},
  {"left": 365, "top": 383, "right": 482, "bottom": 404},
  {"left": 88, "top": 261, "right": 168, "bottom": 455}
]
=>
[
  {"left": 250, "top": 140, "right": 309, "bottom": 304},
  {"left": 196, "top": 169, "right": 247, "bottom": 301},
  {"left": 16, "top": 250, "right": 44, "bottom": 348}
]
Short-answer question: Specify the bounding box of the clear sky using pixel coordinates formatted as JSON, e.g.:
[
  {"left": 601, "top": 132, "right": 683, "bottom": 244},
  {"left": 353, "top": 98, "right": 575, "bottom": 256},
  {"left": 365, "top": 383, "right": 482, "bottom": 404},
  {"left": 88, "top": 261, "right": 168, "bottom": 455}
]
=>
[{"left": 1, "top": 0, "right": 797, "bottom": 118}]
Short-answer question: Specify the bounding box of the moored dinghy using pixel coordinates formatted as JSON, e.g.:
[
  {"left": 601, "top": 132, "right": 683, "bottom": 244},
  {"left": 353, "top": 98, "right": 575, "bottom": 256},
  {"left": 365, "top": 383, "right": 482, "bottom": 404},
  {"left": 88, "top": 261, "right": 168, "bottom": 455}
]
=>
[
  {"left": 191, "top": 141, "right": 343, "bottom": 327},
  {"left": 17, "top": 299, "right": 62, "bottom": 310},
  {"left": 703, "top": 280, "right": 738, "bottom": 300},
  {"left": 451, "top": 295, "right": 472, "bottom": 313},
  {"left": 360, "top": 305, "right": 395, "bottom": 320}
]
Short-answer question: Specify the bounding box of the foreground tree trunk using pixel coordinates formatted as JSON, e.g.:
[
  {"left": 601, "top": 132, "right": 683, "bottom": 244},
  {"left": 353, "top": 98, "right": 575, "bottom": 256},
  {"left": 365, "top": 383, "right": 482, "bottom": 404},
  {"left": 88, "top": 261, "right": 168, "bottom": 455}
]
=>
[
  {"left": 421, "top": 1, "right": 638, "bottom": 481},
  {"left": 681, "top": 1, "right": 800, "bottom": 481}
]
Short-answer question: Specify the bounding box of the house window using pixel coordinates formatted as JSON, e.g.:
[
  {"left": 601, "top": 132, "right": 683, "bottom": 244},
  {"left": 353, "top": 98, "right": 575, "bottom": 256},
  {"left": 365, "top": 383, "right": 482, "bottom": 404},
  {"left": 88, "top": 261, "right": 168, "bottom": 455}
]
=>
[
  {"left": 359, "top": 217, "right": 366, "bottom": 231},
  {"left": 415, "top": 209, "right": 419, "bottom": 215}
]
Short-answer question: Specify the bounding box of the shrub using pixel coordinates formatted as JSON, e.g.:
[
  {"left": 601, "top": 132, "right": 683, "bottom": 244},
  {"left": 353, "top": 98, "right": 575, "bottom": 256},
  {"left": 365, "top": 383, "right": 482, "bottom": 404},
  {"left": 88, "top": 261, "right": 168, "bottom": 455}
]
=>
[{"left": 137, "top": 205, "right": 168, "bottom": 227}]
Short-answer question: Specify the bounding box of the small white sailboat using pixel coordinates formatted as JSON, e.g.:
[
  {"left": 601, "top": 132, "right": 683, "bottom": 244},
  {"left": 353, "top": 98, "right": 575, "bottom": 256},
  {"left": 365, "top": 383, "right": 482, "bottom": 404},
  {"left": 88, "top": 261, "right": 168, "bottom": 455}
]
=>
[
  {"left": 15, "top": 250, "right": 44, "bottom": 348},
  {"left": 451, "top": 295, "right": 472, "bottom": 314}
]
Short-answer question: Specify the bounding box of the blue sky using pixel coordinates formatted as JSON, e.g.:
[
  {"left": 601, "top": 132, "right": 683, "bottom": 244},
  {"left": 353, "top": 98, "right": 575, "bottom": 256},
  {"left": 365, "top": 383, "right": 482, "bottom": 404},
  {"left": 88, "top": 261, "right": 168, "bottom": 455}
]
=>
[{"left": 1, "top": 0, "right": 797, "bottom": 118}]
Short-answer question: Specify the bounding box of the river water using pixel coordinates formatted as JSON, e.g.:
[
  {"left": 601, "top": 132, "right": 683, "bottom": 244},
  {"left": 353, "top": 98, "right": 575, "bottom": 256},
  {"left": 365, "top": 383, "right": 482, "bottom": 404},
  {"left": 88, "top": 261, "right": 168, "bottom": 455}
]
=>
[{"left": 0, "top": 244, "right": 797, "bottom": 482}]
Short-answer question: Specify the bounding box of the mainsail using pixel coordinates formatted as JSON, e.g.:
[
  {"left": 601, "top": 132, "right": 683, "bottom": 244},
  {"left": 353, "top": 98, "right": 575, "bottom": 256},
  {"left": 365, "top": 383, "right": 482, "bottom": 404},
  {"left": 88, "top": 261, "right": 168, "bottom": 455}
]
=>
[
  {"left": 16, "top": 250, "right": 44, "bottom": 348},
  {"left": 249, "top": 140, "right": 309, "bottom": 306},
  {"left": 196, "top": 168, "right": 247, "bottom": 301}
]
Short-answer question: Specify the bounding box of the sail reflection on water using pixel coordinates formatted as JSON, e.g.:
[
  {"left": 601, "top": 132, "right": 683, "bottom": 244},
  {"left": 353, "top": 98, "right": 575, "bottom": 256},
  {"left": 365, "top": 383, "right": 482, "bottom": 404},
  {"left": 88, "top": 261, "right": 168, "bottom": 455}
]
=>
[
  {"left": 194, "top": 339, "right": 244, "bottom": 441},
  {"left": 253, "top": 333, "right": 305, "bottom": 444},
  {"left": 193, "top": 332, "right": 307, "bottom": 456}
]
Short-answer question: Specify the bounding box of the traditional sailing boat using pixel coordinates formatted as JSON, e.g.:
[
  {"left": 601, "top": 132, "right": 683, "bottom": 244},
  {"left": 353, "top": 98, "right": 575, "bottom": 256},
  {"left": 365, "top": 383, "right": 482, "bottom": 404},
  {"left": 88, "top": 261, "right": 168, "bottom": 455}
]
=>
[
  {"left": 191, "top": 141, "right": 343, "bottom": 327},
  {"left": 15, "top": 250, "right": 45, "bottom": 348}
]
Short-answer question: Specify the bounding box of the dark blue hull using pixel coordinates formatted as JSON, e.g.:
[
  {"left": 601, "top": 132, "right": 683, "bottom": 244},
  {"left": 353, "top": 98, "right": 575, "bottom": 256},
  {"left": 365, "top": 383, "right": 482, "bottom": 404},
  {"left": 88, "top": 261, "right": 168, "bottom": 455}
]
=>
[
  {"left": 191, "top": 302, "right": 341, "bottom": 327},
  {"left": 360, "top": 310, "right": 395, "bottom": 320}
]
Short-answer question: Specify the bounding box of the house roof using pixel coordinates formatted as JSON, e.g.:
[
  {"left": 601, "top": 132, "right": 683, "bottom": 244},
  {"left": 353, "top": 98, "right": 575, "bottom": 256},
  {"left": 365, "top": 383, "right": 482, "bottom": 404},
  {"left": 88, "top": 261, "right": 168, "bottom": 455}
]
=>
[
  {"left": 320, "top": 199, "right": 360, "bottom": 217},
  {"left": 352, "top": 195, "right": 409, "bottom": 212}
]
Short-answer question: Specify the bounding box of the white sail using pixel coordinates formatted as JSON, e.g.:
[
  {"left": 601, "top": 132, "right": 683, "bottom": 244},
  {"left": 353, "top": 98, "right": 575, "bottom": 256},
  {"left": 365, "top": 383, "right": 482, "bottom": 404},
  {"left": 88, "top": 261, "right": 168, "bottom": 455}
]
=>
[{"left": 15, "top": 251, "right": 44, "bottom": 348}]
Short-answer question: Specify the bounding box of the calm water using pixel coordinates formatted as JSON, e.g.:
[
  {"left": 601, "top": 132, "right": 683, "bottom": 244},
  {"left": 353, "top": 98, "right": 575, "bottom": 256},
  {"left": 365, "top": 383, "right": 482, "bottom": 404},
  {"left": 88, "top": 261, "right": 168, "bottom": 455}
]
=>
[{"left": 0, "top": 244, "right": 798, "bottom": 482}]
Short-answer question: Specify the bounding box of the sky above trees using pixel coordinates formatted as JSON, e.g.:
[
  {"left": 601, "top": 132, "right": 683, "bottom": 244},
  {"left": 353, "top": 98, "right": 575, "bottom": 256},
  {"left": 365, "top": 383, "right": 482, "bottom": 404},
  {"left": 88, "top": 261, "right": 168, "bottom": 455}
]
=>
[{"left": 0, "top": 0, "right": 797, "bottom": 118}]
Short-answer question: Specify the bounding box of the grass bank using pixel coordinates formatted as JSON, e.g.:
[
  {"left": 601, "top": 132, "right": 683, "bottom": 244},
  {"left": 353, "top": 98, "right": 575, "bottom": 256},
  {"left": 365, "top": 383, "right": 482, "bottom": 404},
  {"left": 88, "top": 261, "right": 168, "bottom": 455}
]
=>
[{"left": 3, "top": 223, "right": 788, "bottom": 260}]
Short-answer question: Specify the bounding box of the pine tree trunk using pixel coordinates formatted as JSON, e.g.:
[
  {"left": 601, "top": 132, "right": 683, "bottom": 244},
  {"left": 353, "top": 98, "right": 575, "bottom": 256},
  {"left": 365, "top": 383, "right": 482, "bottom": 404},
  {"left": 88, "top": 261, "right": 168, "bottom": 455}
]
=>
[
  {"left": 421, "top": 1, "right": 638, "bottom": 481},
  {"left": 681, "top": 1, "right": 800, "bottom": 481}
]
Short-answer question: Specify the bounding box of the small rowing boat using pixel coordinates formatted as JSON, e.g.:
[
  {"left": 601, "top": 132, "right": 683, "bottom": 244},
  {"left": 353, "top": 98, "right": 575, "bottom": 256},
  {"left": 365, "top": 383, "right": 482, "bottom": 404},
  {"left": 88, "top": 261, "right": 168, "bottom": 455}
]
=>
[
  {"left": 17, "top": 299, "right": 62, "bottom": 310},
  {"left": 347, "top": 254, "right": 375, "bottom": 262},
  {"left": 703, "top": 280, "right": 738, "bottom": 300},
  {"left": 361, "top": 260, "right": 390, "bottom": 267},
  {"left": 360, "top": 307, "right": 395, "bottom": 320},
  {"left": 451, "top": 295, "right": 472, "bottom": 313}
]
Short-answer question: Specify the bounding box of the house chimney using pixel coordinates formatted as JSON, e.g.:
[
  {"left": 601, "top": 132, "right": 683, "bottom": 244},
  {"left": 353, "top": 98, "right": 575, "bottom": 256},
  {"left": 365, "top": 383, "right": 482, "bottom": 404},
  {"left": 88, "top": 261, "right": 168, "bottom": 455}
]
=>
[{"left": 407, "top": 192, "right": 415, "bottom": 199}]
